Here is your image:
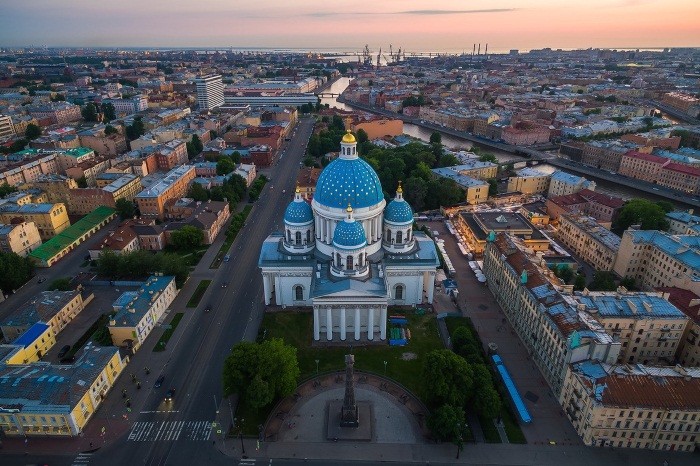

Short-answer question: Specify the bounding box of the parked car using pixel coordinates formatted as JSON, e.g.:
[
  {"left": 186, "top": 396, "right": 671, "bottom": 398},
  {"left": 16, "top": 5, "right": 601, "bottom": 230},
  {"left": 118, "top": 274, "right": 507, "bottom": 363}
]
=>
[
  {"left": 204, "top": 305, "right": 211, "bottom": 313},
  {"left": 37, "top": 277, "right": 46, "bottom": 284},
  {"left": 155, "top": 375, "right": 165, "bottom": 388},
  {"left": 224, "top": 254, "right": 230, "bottom": 263},
  {"left": 164, "top": 388, "right": 175, "bottom": 401},
  {"left": 222, "top": 282, "right": 228, "bottom": 288},
  {"left": 58, "top": 345, "right": 71, "bottom": 358}
]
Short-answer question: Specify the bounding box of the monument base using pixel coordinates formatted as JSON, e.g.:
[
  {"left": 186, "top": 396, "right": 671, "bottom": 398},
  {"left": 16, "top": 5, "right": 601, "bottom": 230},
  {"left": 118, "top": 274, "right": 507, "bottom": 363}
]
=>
[{"left": 326, "top": 400, "right": 373, "bottom": 441}]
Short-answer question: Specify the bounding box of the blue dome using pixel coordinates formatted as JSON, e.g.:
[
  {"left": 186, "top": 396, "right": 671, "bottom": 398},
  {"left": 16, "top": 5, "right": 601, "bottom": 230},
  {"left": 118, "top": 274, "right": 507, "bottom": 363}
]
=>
[
  {"left": 284, "top": 199, "right": 313, "bottom": 224},
  {"left": 385, "top": 199, "right": 414, "bottom": 224},
  {"left": 315, "top": 158, "right": 384, "bottom": 209},
  {"left": 333, "top": 219, "right": 367, "bottom": 250}
]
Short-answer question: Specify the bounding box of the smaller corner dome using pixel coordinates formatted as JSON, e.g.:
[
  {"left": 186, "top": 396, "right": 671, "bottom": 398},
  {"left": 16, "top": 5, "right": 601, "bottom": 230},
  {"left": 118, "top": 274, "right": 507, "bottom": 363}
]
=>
[
  {"left": 341, "top": 130, "right": 356, "bottom": 144},
  {"left": 284, "top": 199, "right": 313, "bottom": 224},
  {"left": 332, "top": 219, "right": 367, "bottom": 250},
  {"left": 385, "top": 198, "right": 414, "bottom": 224}
]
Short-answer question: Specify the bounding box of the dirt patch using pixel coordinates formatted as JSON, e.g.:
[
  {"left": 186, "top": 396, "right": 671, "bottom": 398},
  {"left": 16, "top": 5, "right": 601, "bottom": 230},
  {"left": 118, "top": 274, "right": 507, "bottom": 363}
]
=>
[{"left": 401, "top": 352, "right": 418, "bottom": 361}]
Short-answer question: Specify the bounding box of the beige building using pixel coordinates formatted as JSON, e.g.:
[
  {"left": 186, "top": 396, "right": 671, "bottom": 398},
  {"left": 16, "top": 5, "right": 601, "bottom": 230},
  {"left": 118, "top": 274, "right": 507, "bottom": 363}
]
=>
[
  {"left": 0, "top": 221, "right": 42, "bottom": 257},
  {"left": 557, "top": 212, "right": 620, "bottom": 271},
  {"left": 561, "top": 360, "right": 700, "bottom": 451},
  {"left": 431, "top": 167, "right": 489, "bottom": 204},
  {"left": 108, "top": 275, "right": 177, "bottom": 353},
  {"left": 446, "top": 160, "right": 498, "bottom": 180},
  {"left": 574, "top": 289, "right": 688, "bottom": 365},
  {"left": 457, "top": 211, "right": 551, "bottom": 257},
  {"left": 482, "top": 233, "right": 620, "bottom": 397},
  {"left": 350, "top": 117, "right": 403, "bottom": 140},
  {"left": 0, "top": 203, "right": 70, "bottom": 240},
  {"left": 658, "top": 287, "right": 700, "bottom": 367},
  {"left": 507, "top": 168, "right": 550, "bottom": 195},
  {"left": 135, "top": 165, "right": 196, "bottom": 220},
  {"left": 613, "top": 230, "right": 700, "bottom": 296},
  {"left": 23, "top": 174, "right": 78, "bottom": 204}
]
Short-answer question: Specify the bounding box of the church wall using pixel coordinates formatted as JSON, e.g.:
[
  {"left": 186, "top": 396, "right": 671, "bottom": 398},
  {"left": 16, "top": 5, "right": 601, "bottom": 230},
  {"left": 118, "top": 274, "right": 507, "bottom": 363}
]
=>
[
  {"left": 263, "top": 270, "right": 313, "bottom": 306},
  {"left": 385, "top": 270, "right": 425, "bottom": 305}
]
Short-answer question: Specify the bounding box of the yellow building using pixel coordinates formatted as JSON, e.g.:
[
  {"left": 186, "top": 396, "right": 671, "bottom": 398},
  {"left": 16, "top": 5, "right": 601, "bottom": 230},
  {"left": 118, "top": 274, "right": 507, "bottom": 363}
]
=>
[
  {"left": 23, "top": 174, "right": 78, "bottom": 204},
  {"left": 0, "top": 345, "right": 124, "bottom": 437},
  {"left": 108, "top": 275, "right": 178, "bottom": 353},
  {"left": 0, "top": 290, "right": 87, "bottom": 342},
  {"left": 507, "top": 168, "right": 551, "bottom": 195},
  {"left": 456, "top": 211, "right": 550, "bottom": 257},
  {"left": 2, "top": 323, "right": 56, "bottom": 364},
  {"left": 561, "top": 360, "right": 700, "bottom": 451},
  {"left": 0, "top": 220, "right": 42, "bottom": 257},
  {"left": 431, "top": 167, "right": 489, "bottom": 204},
  {"left": 0, "top": 203, "right": 70, "bottom": 240},
  {"left": 448, "top": 160, "right": 498, "bottom": 180},
  {"left": 557, "top": 212, "right": 620, "bottom": 272}
]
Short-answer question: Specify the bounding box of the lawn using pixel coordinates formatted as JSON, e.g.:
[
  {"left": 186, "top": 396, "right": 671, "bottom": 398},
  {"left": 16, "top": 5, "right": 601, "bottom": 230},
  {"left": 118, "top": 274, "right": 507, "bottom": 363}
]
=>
[
  {"left": 478, "top": 414, "right": 502, "bottom": 443},
  {"left": 186, "top": 280, "right": 211, "bottom": 308},
  {"left": 234, "top": 309, "right": 444, "bottom": 435},
  {"left": 153, "top": 313, "right": 184, "bottom": 352},
  {"left": 164, "top": 245, "right": 209, "bottom": 267}
]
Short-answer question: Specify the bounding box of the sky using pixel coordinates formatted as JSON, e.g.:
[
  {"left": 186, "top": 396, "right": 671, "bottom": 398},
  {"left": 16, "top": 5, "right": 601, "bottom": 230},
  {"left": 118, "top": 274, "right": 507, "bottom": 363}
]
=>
[{"left": 1, "top": 0, "right": 699, "bottom": 52}]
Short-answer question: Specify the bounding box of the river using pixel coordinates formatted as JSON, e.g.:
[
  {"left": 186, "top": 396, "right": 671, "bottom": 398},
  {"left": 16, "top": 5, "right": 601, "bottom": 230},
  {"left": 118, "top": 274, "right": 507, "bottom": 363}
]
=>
[{"left": 319, "top": 77, "right": 684, "bottom": 204}]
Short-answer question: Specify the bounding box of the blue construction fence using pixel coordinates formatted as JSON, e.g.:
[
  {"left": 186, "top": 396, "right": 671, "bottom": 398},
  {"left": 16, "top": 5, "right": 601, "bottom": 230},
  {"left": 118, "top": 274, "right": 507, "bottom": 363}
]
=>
[{"left": 492, "top": 354, "right": 532, "bottom": 424}]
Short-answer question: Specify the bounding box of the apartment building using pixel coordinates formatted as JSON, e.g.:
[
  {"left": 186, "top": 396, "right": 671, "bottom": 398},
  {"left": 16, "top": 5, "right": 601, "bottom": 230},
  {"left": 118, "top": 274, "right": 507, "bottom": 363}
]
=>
[
  {"left": 193, "top": 74, "right": 225, "bottom": 110},
  {"left": 666, "top": 211, "right": 700, "bottom": 236},
  {"left": 657, "top": 163, "right": 700, "bottom": 195},
  {"left": 613, "top": 230, "right": 700, "bottom": 296},
  {"left": 657, "top": 286, "right": 700, "bottom": 367},
  {"left": 135, "top": 165, "right": 196, "bottom": 220},
  {"left": 64, "top": 156, "right": 111, "bottom": 187},
  {"left": 155, "top": 139, "right": 188, "bottom": 171},
  {"left": 0, "top": 290, "right": 86, "bottom": 342},
  {"left": 0, "top": 203, "right": 69, "bottom": 240},
  {"left": 574, "top": 290, "right": 688, "bottom": 365},
  {"left": 68, "top": 174, "right": 141, "bottom": 215},
  {"left": 108, "top": 275, "right": 177, "bottom": 353},
  {"left": 295, "top": 167, "right": 322, "bottom": 201},
  {"left": 547, "top": 170, "right": 595, "bottom": 198},
  {"left": 507, "top": 168, "right": 550, "bottom": 195},
  {"left": 560, "top": 360, "right": 700, "bottom": 451},
  {"left": 618, "top": 151, "right": 667, "bottom": 183},
  {"left": 482, "top": 233, "right": 621, "bottom": 397},
  {"left": 78, "top": 126, "right": 127, "bottom": 156},
  {"left": 0, "top": 345, "right": 123, "bottom": 437},
  {"left": 431, "top": 168, "right": 489, "bottom": 204},
  {"left": 162, "top": 198, "right": 230, "bottom": 245},
  {"left": 2, "top": 323, "right": 56, "bottom": 364},
  {"left": 557, "top": 212, "right": 620, "bottom": 271},
  {"left": 233, "top": 163, "right": 256, "bottom": 187},
  {"left": 88, "top": 222, "right": 140, "bottom": 260},
  {"left": 28, "top": 102, "right": 82, "bottom": 125},
  {"left": 0, "top": 221, "right": 42, "bottom": 257},
  {"left": 662, "top": 92, "right": 700, "bottom": 116},
  {"left": 546, "top": 189, "right": 624, "bottom": 228},
  {"left": 444, "top": 160, "right": 498, "bottom": 181},
  {"left": 457, "top": 211, "right": 551, "bottom": 257},
  {"left": 103, "top": 95, "right": 148, "bottom": 116},
  {"left": 25, "top": 174, "right": 78, "bottom": 204},
  {"left": 0, "top": 114, "right": 15, "bottom": 140},
  {"left": 0, "top": 154, "right": 60, "bottom": 187}
]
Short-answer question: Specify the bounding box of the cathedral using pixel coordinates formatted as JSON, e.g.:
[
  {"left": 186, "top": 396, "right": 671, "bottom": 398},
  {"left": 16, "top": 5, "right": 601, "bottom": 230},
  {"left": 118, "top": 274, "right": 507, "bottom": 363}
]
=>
[{"left": 258, "top": 130, "right": 439, "bottom": 341}]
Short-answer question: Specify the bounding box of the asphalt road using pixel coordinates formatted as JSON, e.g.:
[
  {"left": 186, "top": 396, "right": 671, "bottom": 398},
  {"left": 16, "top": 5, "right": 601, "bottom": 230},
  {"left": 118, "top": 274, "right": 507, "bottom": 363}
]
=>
[{"left": 81, "top": 117, "right": 315, "bottom": 466}]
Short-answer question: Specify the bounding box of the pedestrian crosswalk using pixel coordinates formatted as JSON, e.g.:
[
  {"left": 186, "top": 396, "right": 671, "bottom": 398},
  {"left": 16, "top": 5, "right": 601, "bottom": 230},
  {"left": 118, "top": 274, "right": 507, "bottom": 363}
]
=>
[
  {"left": 127, "top": 420, "right": 213, "bottom": 442},
  {"left": 71, "top": 452, "right": 93, "bottom": 466},
  {"left": 238, "top": 459, "right": 256, "bottom": 466}
]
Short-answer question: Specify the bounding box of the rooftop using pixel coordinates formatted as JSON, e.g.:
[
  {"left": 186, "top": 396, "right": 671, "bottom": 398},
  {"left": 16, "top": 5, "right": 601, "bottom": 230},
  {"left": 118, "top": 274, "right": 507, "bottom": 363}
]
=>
[
  {"left": 0, "top": 291, "right": 81, "bottom": 328},
  {"left": 561, "top": 212, "right": 621, "bottom": 252},
  {"left": 431, "top": 168, "right": 488, "bottom": 189},
  {"left": 135, "top": 165, "right": 194, "bottom": 199},
  {"left": 109, "top": 276, "right": 175, "bottom": 328}
]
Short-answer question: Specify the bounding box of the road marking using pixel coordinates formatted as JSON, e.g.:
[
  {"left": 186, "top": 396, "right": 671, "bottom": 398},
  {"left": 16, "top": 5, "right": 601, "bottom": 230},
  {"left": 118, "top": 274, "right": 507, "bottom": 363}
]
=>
[
  {"left": 127, "top": 420, "right": 213, "bottom": 442},
  {"left": 71, "top": 452, "right": 92, "bottom": 465}
]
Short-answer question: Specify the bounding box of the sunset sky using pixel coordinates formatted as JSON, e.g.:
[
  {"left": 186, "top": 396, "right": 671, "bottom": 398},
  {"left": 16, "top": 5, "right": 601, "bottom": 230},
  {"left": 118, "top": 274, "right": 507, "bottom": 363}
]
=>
[{"left": 1, "top": 0, "right": 698, "bottom": 52}]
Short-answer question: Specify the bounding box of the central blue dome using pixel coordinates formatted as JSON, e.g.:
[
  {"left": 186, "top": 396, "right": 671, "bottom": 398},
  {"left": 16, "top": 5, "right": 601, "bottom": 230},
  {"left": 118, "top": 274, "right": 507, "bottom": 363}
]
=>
[
  {"left": 284, "top": 199, "right": 313, "bottom": 224},
  {"left": 385, "top": 198, "right": 414, "bottom": 224},
  {"left": 314, "top": 158, "right": 384, "bottom": 209},
  {"left": 332, "top": 219, "right": 367, "bottom": 250}
]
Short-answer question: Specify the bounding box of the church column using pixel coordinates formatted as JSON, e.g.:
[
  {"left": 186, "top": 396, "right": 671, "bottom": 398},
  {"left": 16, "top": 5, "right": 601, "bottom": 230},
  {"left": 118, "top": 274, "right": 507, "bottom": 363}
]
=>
[
  {"left": 274, "top": 275, "right": 282, "bottom": 305},
  {"left": 313, "top": 306, "right": 320, "bottom": 340},
  {"left": 354, "top": 307, "right": 361, "bottom": 340},
  {"left": 326, "top": 306, "right": 333, "bottom": 341},
  {"left": 371, "top": 218, "right": 377, "bottom": 242},
  {"left": 327, "top": 219, "right": 333, "bottom": 244},
  {"left": 340, "top": 307, "right": 346, "bottom": 341},
  {"left": 367, "top": 306, "right": 374, "bottom": 341},
  {"left": 263, "top": 273, "right": 270, "bottom": 305},
  {"left": 380, "top": 305, "right": 387, "bottom": 340},
  {"left": 315, "top": 215, "right": 320, "bottom": 240},
  {"left": 427, "top": 272, "right": 435, "bottom": 304}
]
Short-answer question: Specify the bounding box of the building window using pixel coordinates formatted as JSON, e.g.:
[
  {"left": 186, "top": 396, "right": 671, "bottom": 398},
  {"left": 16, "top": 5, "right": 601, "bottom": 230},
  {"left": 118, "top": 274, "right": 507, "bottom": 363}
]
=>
[
  {"left": 395, "top": 284, "right": 404, "bottom": 300},
  {"left": 386, "top": 228, "right": 392, "bottom": 242},
  {"left": 396, "top": 230, "right": 403, "bottom": 243},
  {"left": 346, "top": 255, "right": 353, "bottom": 270},
  {"left": 306, "top": 230, "right": 311, "bottom": 244},
  {"left": 295, "top": 231, "right": 302, "bottom": 245},
  {"left": 294, "top": 285, "right": 303, "bottom": 301}
]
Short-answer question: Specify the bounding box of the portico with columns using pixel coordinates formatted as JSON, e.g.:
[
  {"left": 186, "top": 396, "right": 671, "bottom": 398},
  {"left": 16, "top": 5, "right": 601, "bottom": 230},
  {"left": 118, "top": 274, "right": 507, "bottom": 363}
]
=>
[{"left": 312, "top": 299, "right": 388, "bottom": 342}]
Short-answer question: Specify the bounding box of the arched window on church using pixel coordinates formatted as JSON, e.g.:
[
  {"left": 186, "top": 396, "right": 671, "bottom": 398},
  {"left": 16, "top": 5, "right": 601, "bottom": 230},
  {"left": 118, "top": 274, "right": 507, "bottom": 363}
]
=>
[
  {"left": 295, "top": 231, "right": 302, "bottom": 245},
  {"left": 358, "top": 253, "right": 363, "bottom": 267},
  {"left": 336, "top": 253, "right": 342, "bottom": 267},
  {"left": 386, "top": 228, "right": 392, "bottom": 243},
  {"left": 306, "top": 230, "right": 311, "bottom": 244},
  {"left": 346, "top": 255, "right": 354, "bottom": 270},
  {"left": 395, "top": 284, "right": 404, "bottom": 300},
  {"left": 294, "top": 285, "right": 303, "bottom": 301},
  {"left": 396, "top": 230, "right": 403, "bottom": 244},
  {"left": 406, "top": 229, "right": 412, "bottom": 241}
]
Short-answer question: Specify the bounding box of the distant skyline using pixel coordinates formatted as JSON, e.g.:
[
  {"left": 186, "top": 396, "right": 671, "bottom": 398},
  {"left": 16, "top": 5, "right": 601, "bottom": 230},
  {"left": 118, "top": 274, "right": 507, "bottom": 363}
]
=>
[{"left": 1, "top": 0, "right": 699, "bottom": 52}]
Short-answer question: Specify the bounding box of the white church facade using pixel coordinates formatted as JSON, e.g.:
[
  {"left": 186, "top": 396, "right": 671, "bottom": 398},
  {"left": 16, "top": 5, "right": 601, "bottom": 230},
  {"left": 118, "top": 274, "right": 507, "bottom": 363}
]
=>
[{"left": 259, "top": 131, "right": 439, "bottom": 341}]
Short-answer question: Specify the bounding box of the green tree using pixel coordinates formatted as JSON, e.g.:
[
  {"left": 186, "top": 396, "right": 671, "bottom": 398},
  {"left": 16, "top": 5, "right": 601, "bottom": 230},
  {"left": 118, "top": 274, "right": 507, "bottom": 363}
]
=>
[
  {"left": 479, "top": 153, "right": 498, "bottom": 164},
  {"left": 125, "top": 117, "right": 145, "bottom": 140},
  {"left": 615, "top": 199, "right": 670, "bottom": 231},
  {"left": 101, "top": 102, "right": 116, "bottom": 121},
  {"left": 188, "top": 183, "right": 210, "bottom": 202},
  {"left": 487, "top": 179, "right": 498, "bottom": 196},
  {"left": 588, "top": 270, "right": 617, "bottom": 291},
  {"left": 426, "top": 404, "right": 465, "bottom": 441},
  {"left": 115, "top": 198, "right": 136, "bottom": 220},
  {"left": 104, "top": 124, "right": 118, "bottom": 136},
  {"left": 471, "top": 365, "right": 501, "bottom": 417},
  {"left": 170, "top": 225, "right": 203, "bottom": 250},
  {"left": 95, "top": 250, "right": 121, "bottom": 277},
  {"left": 619, "top": 276, "right": 637, "bottom": 291},
  {"left": 216, "top": 156, "right": 235, "bottom": 175},
  {"left": 222, "top": 338, "right": 300, "bottom": 409},
  {"left": 402, "top": 177, "right": 427, "bottom": 212},
  {"left": 422, "top": 349, "right": 474, "bottom": 406},
  {"left": 49, "top": 277, "right": 72, "bottom": 291},
  {"left": 0, "top": 182, "right": 18, "bottom": 198},
  {"left": 76, "top": 176, "right": 88, "bottom": 188},
  {"left": 574, "top": 273, "right": 587, "bottom": 291},
  {"left": 191, "top": 134, "right": 204, "bottom": 153},
  {"left": 0, "top": 252, "right": 35, "bottom": 294},
  {"left": 25, "top": 123, "right": 42, "bottom": 140},
  {"left": 430, "top": 131, "right": 442, "bottom": 145},
  {"left": 356, "top": 128, "right": 369, "bottom": 144},
  {"left": 410, "top": 161, "right": 433, "bottom": 182},
  {"left": 451, "top": 326, "right": 483, "bottom": 365},
  {"left": 82, "top": 103, "right": 99, "bottom": 122}
]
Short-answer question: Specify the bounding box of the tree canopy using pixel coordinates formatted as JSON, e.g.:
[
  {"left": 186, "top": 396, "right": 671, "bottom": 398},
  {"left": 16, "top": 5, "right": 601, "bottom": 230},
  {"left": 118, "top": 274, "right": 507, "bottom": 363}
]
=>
[
  {"left": 222, "top": 338, "right": 300, "bottom": 409},
  {"left": 170, "top": 225, "right": 203, "bottom": 250},
  {"left": 0, "top": 182, "right": 18, "bottom": 198},
  {"left": 615, "top": 198, "right": 670, "bottom": 231},
  {"left": 125, "top": 117, "right": 145, "bottom": 140},
  {"left": 422, "top": 349, "right": 474, "bottom": 407},
  {"left": 104, "top": 124, "right": 118, "bottom": 136},
  {"left": 82, "top": 103, "right": 99, "bottom": 122},
  {"left": 25, "top": 123, "right": 42, "bottom": 140},
  {"left": 114, "top": 198, "right": 135, "bottom": 220},
  {"left": 0, "top": 252, "right": 35, "bottom": 294},
  {"left": 95, "top": 249, "right": 189, "bottom": 287},
  {"left": 426, "top": 404, "right": 465, "bottom": 442},
  {"left": 587, "top": 270, "right": 617, "bottom": 291},
  {"left": 101, "top": 102, "right": 116, "bottom": 121},
  {"left": 216, "top": 156, "right": 235, "bottom": 175}
]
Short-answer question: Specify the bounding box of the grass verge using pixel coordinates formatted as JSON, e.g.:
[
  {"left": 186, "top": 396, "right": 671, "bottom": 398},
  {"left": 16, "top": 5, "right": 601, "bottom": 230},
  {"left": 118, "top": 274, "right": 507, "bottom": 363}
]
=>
[
  {"left": 478, "top": 415, "right": 502, "bottom": 443},
  {"left": 210, "top": 205, "right": 253, "bottom": 269},
  {"left": 186, "top": 280, "right": 211, "bottom": 308},
  {"left": 153, "top": 313, "right": 184, "bottom": 352},
  {"left": 502, "top": 405, "right": 527, "bottom": 443},
  {"left": 68, "top": 314, "right": 111, "bottom": 357}
]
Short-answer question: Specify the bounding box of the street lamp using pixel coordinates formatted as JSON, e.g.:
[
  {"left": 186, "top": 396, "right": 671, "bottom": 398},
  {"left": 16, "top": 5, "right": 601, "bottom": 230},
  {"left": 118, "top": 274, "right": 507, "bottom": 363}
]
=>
[
  {"left": 239, "top": 418, "right": 246, "bottom": 455},
  {"left": 383, "top": 360, "right": 388, "bottom": 376},
  {"left": 315, "top": 359, "right": 319, "bottom": 374},
  {"left": 455, "top": 422, "right": 467, "bottom": 459}
]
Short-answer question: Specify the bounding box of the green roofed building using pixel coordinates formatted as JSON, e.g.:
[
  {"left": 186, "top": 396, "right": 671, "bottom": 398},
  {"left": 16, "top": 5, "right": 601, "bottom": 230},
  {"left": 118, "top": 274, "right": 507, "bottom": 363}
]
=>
[{"left": 29, "top": 206, "right": 116, "bottom": 267}]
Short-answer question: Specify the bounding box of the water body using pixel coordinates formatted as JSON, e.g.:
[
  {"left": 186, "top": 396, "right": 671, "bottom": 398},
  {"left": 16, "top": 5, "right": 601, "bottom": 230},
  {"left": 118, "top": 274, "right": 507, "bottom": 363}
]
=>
[{"left": 319, "top": 77, "right": 679, "bottom": 204}]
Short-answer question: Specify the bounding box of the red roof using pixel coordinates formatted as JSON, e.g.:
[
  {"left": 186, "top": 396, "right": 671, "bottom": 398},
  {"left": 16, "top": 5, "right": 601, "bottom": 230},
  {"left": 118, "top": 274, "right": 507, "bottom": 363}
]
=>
[
  {"left": 656, "top": 286, "right": 700, "bottom": 325},
  {"left": 663, "top": 162, "right": 700, "bottom": 177},
  {"left": 623, "top": 151, "right": 667, "bottom": 164}
]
